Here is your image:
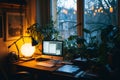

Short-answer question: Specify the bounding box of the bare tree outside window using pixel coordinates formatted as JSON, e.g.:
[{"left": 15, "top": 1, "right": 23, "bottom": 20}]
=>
[
  {"left": 57, "top": 0, "right": 77, "bottom": 40},
  {"left": 84, "top": 0, "right": 118, "bottom": 44}
]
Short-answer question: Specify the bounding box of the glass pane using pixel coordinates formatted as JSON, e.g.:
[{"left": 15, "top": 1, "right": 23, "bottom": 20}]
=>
[
  {"left": 57, "top": 0, "right": 77, "bottom": 40},
  {"left": 84, "top": 0, "right": 118, "bottom": 44}
]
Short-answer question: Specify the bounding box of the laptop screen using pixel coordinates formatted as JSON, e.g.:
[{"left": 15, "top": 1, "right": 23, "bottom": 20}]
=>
[{"left": 42, "top": 40, "right": 63, "bottom": 56}]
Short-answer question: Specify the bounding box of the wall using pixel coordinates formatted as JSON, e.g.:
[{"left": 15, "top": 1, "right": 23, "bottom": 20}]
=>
[
  {"left": 0, "top": 38, "right": 8, "bottom": 57},
  {"left": 26, "top": 0, "right": 36, "bottom": 26},
  {"left": 0, "top": 0, "right": 36, "bottom": 56}
]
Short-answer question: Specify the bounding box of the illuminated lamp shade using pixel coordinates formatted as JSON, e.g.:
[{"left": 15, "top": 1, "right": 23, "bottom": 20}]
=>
[
  {"left": 21, "top": 43, "right": 35, "bottom": 57},
  {"left": 109, "top": 7, "right": 113, "bottom": 13}
]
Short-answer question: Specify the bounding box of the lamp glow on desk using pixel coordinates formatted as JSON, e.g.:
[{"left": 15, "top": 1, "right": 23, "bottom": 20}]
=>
[
  {"left": 20, "top": 37, "right": 38, "bottom": 61},
  {"left": 21, "top": 43, "right": 35, "bottom": 57},
  {"left": 8, "top": 36, "right": 38, "bottom": 61}
]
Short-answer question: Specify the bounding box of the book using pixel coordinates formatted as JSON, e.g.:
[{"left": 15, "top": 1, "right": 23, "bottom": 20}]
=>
[{"left": 56, "top": 64, "right": 80, "bottom": 76}]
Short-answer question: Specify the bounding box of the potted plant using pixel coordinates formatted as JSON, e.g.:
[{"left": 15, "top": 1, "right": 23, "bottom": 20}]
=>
[
  {"left": 26, "top": 19, "right": 60, "bottom": 53},
  {"left": 63, "top": 35, "right": 78, "bottom": 61},
  {"left": 26, "top": 20, "right": 59, "bottom": 42}
]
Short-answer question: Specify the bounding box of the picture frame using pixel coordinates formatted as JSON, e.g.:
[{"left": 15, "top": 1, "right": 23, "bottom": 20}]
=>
[
  {"left": 6, "top": 12, "right": 25, "bottom": 41},
  {"left": 0, "top": 15, "right": 3, "bottom": 38}
]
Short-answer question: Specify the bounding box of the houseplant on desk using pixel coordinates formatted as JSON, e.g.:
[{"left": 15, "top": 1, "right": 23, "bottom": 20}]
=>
[
  {"left": 63, "top": 28, "right": 99, "bottom": 61},
  {"left": 77, "top": 25, "right": 120, "bottom": 65},
  {"left": 26, "top": 20, "right": 59, "bottom": 53},
  {"left": 75, "top": 25, "right": 120, "bottom": 80},
  {"left": 64, "top": 24, "right": 120, "bottom": 64}
]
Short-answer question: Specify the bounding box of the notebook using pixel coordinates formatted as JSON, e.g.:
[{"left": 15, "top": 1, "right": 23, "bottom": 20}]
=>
[{"left": 56, "top": 64, "right": 80, "bottom": 76}]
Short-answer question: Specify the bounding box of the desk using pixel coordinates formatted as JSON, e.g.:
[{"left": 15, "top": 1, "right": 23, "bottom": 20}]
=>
[
  {"left": 13, "top": 59, "right": 98, "bottom": 80},
  {"left": 14, "top": 60, "right": 61, "bottom": 72},
  {"left": 14, "top": 60, "right": 77, "bottom": 80}
]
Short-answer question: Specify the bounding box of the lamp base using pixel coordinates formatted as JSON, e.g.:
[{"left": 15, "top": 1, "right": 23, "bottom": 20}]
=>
[{"left": 20, "top": 57, "right": 35, "bottom": 61}]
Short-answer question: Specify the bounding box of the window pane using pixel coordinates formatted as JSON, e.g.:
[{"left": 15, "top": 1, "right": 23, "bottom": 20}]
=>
[
  {"left": 84, "top": 0, "right": 118, "bottom": 44},
  {"left": 57, "top": 0, "right": 77, "bottom": 40}
]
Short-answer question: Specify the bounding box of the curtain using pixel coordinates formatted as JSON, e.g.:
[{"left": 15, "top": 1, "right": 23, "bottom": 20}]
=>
[{"left": 37, "top": 0, "right": 50, "bottom": 26}]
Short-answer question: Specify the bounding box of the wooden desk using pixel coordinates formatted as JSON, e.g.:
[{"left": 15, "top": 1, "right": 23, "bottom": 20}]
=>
[
  {"left": 14, "top": 59, "right": 95, "bottom": 80},
  {"left": 14, "top": 60, "right": 61, "bottom": 72},
  {"left": 13, "top": 59, "right": 71, "bottom": 80}
]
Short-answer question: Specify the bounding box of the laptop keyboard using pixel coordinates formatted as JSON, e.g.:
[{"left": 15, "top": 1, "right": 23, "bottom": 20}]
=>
[
  {"left": 36, "top": 57, "right": 50, "bottom": 62},
  {"left": 36, "top": 60, "right": 56, "bottom": 67}
]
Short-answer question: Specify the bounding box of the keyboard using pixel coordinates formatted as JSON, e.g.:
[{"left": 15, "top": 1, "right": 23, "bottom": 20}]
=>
[
  {"left": 36, "top": 60, "right": 55, "bottom": 67},
  {"left": 36, "top": 57, "right": 50, "bottom": 62}
]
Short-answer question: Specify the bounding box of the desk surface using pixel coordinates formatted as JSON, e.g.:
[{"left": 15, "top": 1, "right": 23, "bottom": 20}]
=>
[
  {"left": 13, "top": 58, "right": 98, "bottom": 80},
  {"left": 14, "top": 59, "right": 62, "bottom": 72},
  {"left": 14, "top": 60, "right": 80, "bottom": 80}
]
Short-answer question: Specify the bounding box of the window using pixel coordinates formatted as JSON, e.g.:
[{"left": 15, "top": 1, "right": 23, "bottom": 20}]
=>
[
  {"left": 51, "top": 0, "right": 118, "bottom": 42},
  {"left": 51, "top": 0, "right": 77, "bottom": 40},
  {"left": 84, "top": 0, "right": 118, "bottom": 44}
]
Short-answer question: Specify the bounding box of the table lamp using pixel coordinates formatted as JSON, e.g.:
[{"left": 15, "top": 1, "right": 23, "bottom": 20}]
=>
[
  {"left": 21, "top": 43, "right": 35, "bottom": 58},
  {"left": 8, "top": 36, "right": 38, "bottom": 61}
]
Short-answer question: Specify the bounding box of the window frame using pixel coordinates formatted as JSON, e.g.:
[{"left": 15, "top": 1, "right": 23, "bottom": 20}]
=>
[
  {"left": 48, "top": 0, "right": 120, "bottom": 38},
  {"left": 50, "top": 0, "right": 83, "bottom": 38}
]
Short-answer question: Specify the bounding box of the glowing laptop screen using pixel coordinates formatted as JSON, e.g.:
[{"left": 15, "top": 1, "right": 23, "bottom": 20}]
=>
[{"left": 42, "top": 40, "right": 63, "bottom": 56}]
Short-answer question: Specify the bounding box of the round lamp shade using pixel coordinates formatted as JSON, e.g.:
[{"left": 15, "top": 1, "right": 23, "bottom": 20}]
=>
[{"left": 21, "top": 43, "right": 35, "bottom": 57}]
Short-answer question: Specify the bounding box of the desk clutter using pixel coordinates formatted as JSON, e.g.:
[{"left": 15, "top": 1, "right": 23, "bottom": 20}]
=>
[
  {"left": 13, "top": 56, "right": 99, "bottom": 80},
  {"left": 36, "top": 60, "right": 57, "bottom": 67},
  {"left": 35, "top": 57, "right": 61, "bottom": 67},
  {"left": 56, "top": 64, "right": 80, "bottom": 75},
  {"left": 55, "top": 64, "right": 83, "bottom": 78},
  {"left": 34, "top": 56, "right": 72, "bottom": 67},
  {"left": 55, "top": 64, "right": 98, "bottom": 79}
]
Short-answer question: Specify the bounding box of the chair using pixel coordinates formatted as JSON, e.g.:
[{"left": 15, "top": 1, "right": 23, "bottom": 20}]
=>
[
  {"left": 0, "top": 67, "right": 32, "bottom": 80},
  {"left": 0, "top": 52, "right": 34, "bottom": 80}
]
